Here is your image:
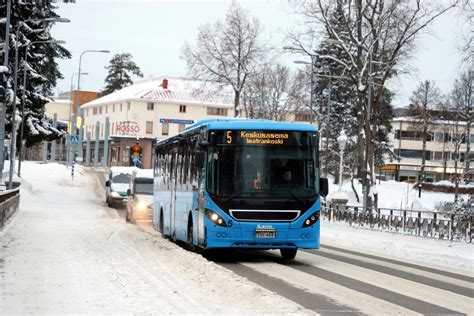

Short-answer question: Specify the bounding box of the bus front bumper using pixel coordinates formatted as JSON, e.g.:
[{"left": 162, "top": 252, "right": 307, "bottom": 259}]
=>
[{"left": 205, "top": 221, "right": 320, "bottom": 249}]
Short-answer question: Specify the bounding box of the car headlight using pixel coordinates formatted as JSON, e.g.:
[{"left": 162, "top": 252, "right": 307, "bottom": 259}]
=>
[
  {"left": 302, "top": 211, "right": 320, "bottom": 228},
  {"left": 205, "top": 209, "right": 227, "bottom": 227},
  {"left": 135, "top": 202, "right": 147, "bottom": 212},
  {"left": 110, "top": 191, "right": 120, "bottom": 198}
]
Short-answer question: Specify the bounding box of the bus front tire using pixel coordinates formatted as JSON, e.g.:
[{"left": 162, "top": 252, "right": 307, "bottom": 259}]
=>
[{"left": 280, "top": 248, "right": 297, "bottom": 260}]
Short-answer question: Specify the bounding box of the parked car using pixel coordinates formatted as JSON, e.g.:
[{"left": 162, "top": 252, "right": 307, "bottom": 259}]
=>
[
  {"left": 126, "top": 169, "right": 154, "bottom": 222},
  {"left": 105, "top": 167, "right": 139, "bottom": 207}
]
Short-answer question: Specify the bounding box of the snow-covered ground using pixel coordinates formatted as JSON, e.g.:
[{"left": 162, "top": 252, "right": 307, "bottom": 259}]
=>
[
  {"left": 327, "top": 176, "right": 470, "bottom": 212},
  {"left": 0, "top": 162, "right": 307, "bottom": 314},
  {"left": 0, "top": 161, "right": 472, "bottom": 314}
]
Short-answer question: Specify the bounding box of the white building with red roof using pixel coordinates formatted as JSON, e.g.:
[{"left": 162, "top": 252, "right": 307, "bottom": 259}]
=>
[{"left": 81, "top": 76, "right": 234, "bottom": 168}]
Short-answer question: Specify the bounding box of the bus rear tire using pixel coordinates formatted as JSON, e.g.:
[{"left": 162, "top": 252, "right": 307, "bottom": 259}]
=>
[
  {"left": 187, "top": 216, "right": 194, "bottom": 247},
  {"left": 159, "top": 211, "right": 165, "bottom": 238},
  {"left": 280, "top": 248, "right": 297, "bottom": 260}
]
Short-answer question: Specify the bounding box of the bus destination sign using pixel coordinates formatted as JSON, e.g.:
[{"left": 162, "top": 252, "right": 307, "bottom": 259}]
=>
[{"left": 237, "top": 131, "right": 289, "bottom": 145}]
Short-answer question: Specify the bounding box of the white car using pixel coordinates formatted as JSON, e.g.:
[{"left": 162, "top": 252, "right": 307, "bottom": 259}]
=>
[
  {"left": 105, "top": 166, "right": 139, "bottom": 208},
  {"left": 126, "top": 169, "right": 154, "bottom": 222}
]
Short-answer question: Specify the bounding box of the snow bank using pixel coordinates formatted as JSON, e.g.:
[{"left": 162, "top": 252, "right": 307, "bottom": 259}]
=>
[{"left": 327, "top": 177, "right": 468, "bottom": 211}]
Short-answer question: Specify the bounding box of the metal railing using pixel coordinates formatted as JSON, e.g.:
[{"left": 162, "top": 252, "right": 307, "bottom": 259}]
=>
[
  {"left": 321, "top": 202, "right": 473, "bottom": 243},
  {"left": 0, "top": 183, "right": 20, "bottom": 229}
]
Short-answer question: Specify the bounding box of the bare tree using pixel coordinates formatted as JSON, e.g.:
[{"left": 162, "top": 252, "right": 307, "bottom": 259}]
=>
[
  {"left": 241, "top": 64, "right": 308, "bottom": 121},
  {"left": 409, "top": 80, "right": 442, "bottom": 182},
  {"left": 181, "top": 1, "right": 266, "bottom": 117},
  {"left": 443, "top": 69, "right": 473, "bottom": 200},
  {"left": 287, "top": 0, "right": 458, "bottom": 206}
]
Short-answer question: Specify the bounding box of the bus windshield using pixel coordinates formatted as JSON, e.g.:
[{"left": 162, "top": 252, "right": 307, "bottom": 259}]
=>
[{"left": 207, "top": 130, "right": 319, "bottom": 201}]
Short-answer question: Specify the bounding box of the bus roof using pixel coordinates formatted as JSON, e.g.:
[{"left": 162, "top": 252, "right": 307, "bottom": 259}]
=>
[{"left": 186, "top": 118, "right": 317, "bottom": 132}]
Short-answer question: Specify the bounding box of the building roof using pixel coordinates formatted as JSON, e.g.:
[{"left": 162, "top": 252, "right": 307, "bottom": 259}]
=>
[{"left": 82, "top": 76, "right": 234, "bottom": 108}]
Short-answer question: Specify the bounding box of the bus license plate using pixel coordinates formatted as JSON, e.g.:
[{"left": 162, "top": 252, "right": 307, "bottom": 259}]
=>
[{"left": 255, "top": 229, "right": 275, "bottom": 239}]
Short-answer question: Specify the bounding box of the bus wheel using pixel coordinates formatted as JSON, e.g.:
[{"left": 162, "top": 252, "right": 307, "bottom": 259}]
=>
[
  {"left": 159, "top": 211, "right": 165, "bottom": 238},
  {"left": 187, "top": 216, "right": 194, "bottom": 246},
  {"left": 280, "top": 248, "right": 297, "bottom": 260}
]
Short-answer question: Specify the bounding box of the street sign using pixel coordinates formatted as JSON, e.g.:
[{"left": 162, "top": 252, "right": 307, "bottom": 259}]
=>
[{"left": 69, "top": 135, "right": 79, "bottom": 144}]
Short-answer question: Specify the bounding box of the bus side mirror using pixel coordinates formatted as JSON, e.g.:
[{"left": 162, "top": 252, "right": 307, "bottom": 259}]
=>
[
  {"left": 320, "top": 178, "right": 329, "bottom": 197},
  {"left": 195, "top": 151, "right": 206, "bottom": 169},
  {"left": 127, "top": 189, "right": 132, "bottom": 196},
  {"left": 105, "top": 180, "right": 110, "bottom": 187}
]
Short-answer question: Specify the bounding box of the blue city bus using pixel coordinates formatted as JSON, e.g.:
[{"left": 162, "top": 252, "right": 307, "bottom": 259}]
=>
[{"left": 152, "top": 119, "right": 328, "bottom": 260}]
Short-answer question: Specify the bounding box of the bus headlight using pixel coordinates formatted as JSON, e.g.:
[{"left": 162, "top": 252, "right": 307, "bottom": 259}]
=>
[
  {"left": 302, "top": 212, "right": 320, "bottom": 228},
  {"left": 205, "top": 209, "right": 227, "bottom": 227}
]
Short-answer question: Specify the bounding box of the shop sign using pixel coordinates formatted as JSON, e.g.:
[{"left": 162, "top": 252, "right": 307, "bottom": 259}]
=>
[{"left": 116, "top": 121, "right": 140, "bottom": 135}]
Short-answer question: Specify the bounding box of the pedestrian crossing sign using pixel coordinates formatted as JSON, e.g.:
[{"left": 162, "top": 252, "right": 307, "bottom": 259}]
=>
[{"left": 69, "top": 135, "right": 79, "bottom": 144}]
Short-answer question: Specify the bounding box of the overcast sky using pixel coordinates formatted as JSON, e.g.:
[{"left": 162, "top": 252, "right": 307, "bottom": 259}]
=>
[{"left": 51, "top": 0, "right": 468, "bottom": 107}]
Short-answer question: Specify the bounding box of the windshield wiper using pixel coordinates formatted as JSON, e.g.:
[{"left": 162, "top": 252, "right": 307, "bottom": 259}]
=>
[
  {"left": 223, "top": 191, "right": 253, "bottom": 203},
  {"left": 276, "top": 187, "right": 306, "bottom": 205}
]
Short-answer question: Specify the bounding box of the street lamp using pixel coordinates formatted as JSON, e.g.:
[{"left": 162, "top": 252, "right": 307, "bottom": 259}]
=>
[
  {"left": 16, "top": 40, "right": 66, "bottom": 179},
  {"left": 294, "top": 59, "right": 316, "bottom": 124},
  {"left": 72, "top": 49, "right": 110, "bottom": 162},
  {"left": 67, "top": 71, "right": 88, "bottom": 166},
  {"left": 337, "top": 130, "right": 347, "bottom": 192}
]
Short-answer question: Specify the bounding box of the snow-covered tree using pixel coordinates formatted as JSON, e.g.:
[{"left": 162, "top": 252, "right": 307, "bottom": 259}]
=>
[
  {"left": 181, "top": 1, "right": 267, "bottom": 117},
  {"left": 102, "top": 53, "right": 143, "bottom": 96},
  {"left": 287, "top": 0, "right": 457, "bottom": 206},
  {"left": 0, "top": 0, "right": 72, "bottom": 146}
]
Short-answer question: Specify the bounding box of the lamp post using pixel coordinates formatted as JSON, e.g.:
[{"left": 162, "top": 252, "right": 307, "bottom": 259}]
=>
[
  {"left": 16, "top": 40, "right": 66, "bottom": 179},
  {"left": 67, "top": 71, "right": 88, "bottom": 167},
  {"left": 72, "top": 49, "right": 110, "bottom": 162},
  {"left": 294, "top": 58, "right": 316, "bottom": 124},
  {"left": 337, "top": 130, "right": 347, "bottom": 192}
]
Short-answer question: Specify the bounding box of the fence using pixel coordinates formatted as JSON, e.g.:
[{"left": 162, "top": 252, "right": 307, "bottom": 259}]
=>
[
  {"left": 321, "top": 202, "right": 473, "bottom": 243},
  {"left": 0, "top": 183, "right": 20, "bottom": 229}
]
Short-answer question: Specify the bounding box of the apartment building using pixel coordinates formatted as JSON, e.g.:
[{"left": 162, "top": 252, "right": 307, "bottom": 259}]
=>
[
  {"left": 380, "top": 113, "right": 472, "bottom": 182},
  {"left": 81, "top": 76, "right": 234, "bottom": 168}
]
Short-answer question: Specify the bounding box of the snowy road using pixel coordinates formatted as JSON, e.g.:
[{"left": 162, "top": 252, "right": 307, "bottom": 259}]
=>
[{"left": 1, "top": 162, "right": 472, "bottom": 315}]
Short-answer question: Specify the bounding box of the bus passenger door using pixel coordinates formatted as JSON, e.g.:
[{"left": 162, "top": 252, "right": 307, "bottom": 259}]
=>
[{"left": 170, "top": 151, "right": 177, "bottom": 239}]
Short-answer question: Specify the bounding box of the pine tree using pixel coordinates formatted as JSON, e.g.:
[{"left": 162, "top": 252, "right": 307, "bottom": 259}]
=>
[
  {"left": 102, "top": 53, "right": 143, "bottom": 96},
  {"left": 0, "top": 0, "right": 72, "bottom": 146}
]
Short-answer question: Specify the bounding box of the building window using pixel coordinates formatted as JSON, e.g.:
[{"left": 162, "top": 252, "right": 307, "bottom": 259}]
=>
[
  {"left": 146, "top": 121, "right": 153, "bottom": 134},
  {"left": 93, "top": 108, "right": 98, "bottom": 115},
  {"left": 120, "top": 103, "right": 123, "bottom": 111},
  {"left": 86, "top": 109, "right": 89, "bottom": 116},
  {"left": 105, "top": 105, "right": 108, "bottom": 114},
  {"left": 178, "top": 123, "right": 185, "bottom": 132},
  {"left": 113, "top": 104, "right": 115, "bottom": 112},
  {"left": 394, "top": 149, "right": 431, "bottom": 160},
  {"left": 179, "top": 105, "right": 186, "bottom": 113},
  {"left": 147, "top": 102, "right": 154, "bottom": 111},
  {"left": 127, "top": 102, "right": 131, "bottom": 110},
  {"left": 99, "top": 107, "right": 103, "bottom": 115},
  {"left": 162, "top": 122, "right": 169, "bottom": 136},
  {"left": 207, "top": 107, "right": 228, "bottom": 116},
  {"left": 123, "top": 146, "right": 130, "bottom": 163},
  {"left": 295, "top": 113, "right": 310, "bottom": 122}
]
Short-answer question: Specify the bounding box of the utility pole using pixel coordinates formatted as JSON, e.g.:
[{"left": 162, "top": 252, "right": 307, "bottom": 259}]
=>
[{"left": 0, "top": 0, "right": 12, "bottom": 187}]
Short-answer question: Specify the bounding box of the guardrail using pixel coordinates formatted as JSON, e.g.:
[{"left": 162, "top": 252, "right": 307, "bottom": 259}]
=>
[
  {"left": 0, "top": 183, "right": 20, "bottom": 230},
  {"left": 321, "top": 202, "right": 473, "bottom": 243}
]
